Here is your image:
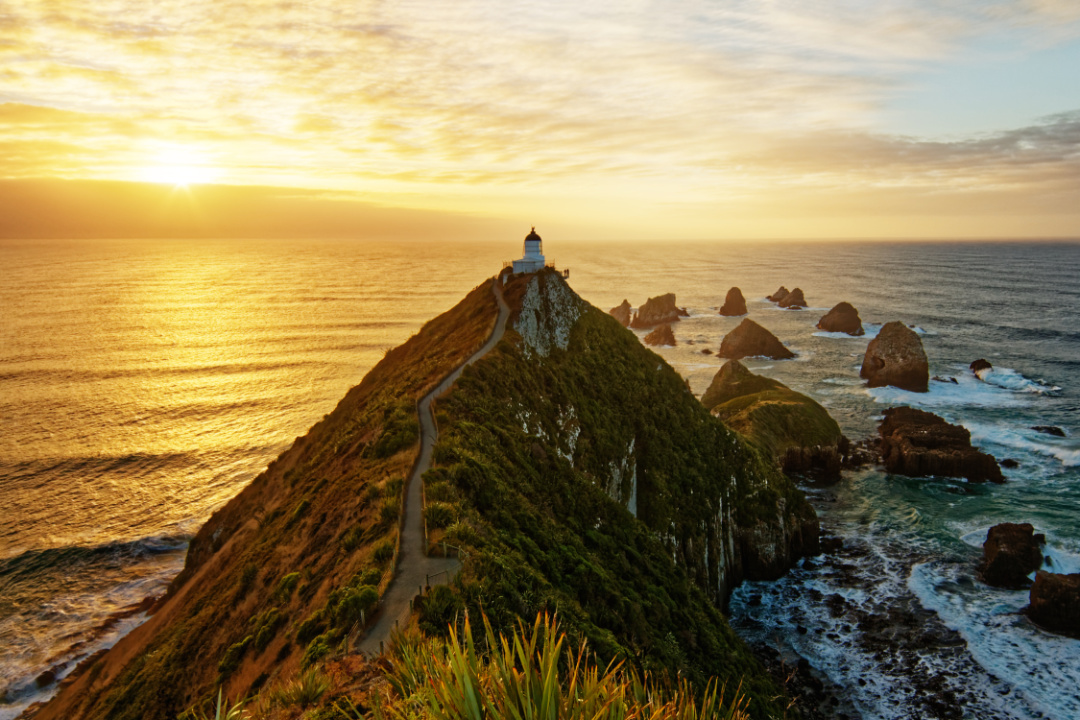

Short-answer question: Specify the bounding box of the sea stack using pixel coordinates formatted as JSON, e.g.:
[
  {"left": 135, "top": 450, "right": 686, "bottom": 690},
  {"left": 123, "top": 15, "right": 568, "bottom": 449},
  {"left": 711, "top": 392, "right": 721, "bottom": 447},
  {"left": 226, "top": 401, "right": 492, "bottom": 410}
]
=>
[
  {"left": 778, "top": 288, "right": 807, "bottom": 309},
  {"left": 609, "top": 299, "right": 632, "bottom": 327},
  {"left": 1028, "top": 572, "right": 1080, "bottom": 635},
  {"left": 817, "top": 302, "right": 864, "bottom": 336},
  {"left": 978, "top": 523, "right": 1045, "bottom": 588},
  {"left": 878, "top": 406, "right": 1004, "bottom": 483},
  {"left": 719, "top": 287, "right": 748, "bottom": 316},
  {"left": 767, "top": 286, "right": 789, "bottom": 302},
  {"left": 717, "top": 318, "right": 795, "bottom": 360},
  {"left": 643, "top": 324, "right": 676, "bottom": 346},
  {"left": 860, "top": 321, "right": 929, "bottom": 392},
  {"left": 630, "top": 293, "right": 684, "bottom": 328}
]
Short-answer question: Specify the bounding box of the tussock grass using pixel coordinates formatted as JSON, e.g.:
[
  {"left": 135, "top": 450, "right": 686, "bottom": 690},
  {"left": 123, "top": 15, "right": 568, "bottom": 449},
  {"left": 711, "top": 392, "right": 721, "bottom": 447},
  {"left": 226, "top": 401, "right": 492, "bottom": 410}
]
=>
[
  {"left": 362, "top": 612, "right": 750, "bottom": 720},
  {"left": 268, "top": 666, "right": 330, "bottom": 708}
]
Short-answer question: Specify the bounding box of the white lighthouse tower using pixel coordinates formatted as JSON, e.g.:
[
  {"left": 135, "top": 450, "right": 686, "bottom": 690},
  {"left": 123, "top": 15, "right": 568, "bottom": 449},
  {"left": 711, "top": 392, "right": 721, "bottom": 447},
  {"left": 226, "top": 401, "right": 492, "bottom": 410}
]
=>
[{"left": 511, "top": 227, "right": 546, "bottom": 273}]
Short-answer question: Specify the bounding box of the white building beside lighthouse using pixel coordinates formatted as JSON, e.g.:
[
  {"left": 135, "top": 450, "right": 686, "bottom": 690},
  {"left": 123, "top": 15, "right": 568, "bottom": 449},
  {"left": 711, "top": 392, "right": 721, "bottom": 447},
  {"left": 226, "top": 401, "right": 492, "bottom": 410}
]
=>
[{"left": 511, "top": 227, "right": 546, "bottom": 273}]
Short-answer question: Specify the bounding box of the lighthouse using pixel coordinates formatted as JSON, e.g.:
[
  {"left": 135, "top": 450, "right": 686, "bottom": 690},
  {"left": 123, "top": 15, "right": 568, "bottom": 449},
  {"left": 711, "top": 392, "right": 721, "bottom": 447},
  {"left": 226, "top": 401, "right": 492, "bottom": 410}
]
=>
[{"left": 511, "top": 227, "right": 547, "bottom": 274}]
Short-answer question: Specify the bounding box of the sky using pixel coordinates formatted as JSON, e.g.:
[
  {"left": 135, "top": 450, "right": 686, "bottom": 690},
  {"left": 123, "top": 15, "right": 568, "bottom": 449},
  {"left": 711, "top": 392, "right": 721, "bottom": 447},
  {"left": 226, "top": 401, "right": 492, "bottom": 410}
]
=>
[{"left": 1, "top": 0, "right": 1079, "bottom": 240}]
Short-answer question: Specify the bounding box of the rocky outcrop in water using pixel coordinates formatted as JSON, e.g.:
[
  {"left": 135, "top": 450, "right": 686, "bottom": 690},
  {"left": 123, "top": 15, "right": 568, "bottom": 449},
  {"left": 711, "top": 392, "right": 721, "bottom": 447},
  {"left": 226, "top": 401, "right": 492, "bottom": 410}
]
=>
[
  {"left": 1028, "top": 572, "right": 1080, "bottom": 635},
  {"left": 817, "top": 302, "right": 864, "bottom": 335},
  {"left": 718, "top": 319, "right": 795, "bottom": 360},
  {"left": 719, "top": 287, "right": 747, "bottom": 316},
  {"left": 1032, "top": 426, "right": 1066, "bottom": 437},
  {"left": 778, "top": 288, "right": 807, "bottom": 309},
  {"left": 630, "top": 293, "right": 685, "bottom": 328},
  {"left": 703, "top": 360, "right": 847, "bottom": 483},
  {"left": 643, "top": 324, "right": 676, "bottom": 346},
  {"left": 609, "top": 299, "right": 632, "bottom": 327},
  {"left": 978, "top": 523, "right": 1045, "bottom": 588},
  {"left": 879, "top": 407, "right": 1004, "bottom": 483},
  {"left": 860, "top": 321, "right": 929, "bottom": 392},
  {"left": 970, "top": 359, "right": 993, "bottom": 378},
  {"left": 767, "top": 286, "right": 789, "bottom": 302}
]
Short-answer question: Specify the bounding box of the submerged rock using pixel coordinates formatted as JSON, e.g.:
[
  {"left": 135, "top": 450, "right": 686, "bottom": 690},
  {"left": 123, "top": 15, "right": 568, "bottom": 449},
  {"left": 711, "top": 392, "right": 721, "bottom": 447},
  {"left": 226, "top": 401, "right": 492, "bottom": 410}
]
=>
[
  {"left": 643, "top": 324, "right": 676, "bottom": 346},
  {"left": 817, "top": 302, "right": 864, "bottom": 335},
  {"left": 978, "top": 523, "right": 1045, "bottom": 588},
  {"left": 609, "top": 299, "right": 632, "bottom": 327},
  {"left": 703, "top": 360, "right": 846, "bottom": 482},
  {"left": 1028, "top": 572, "right": 1080, "bottom": 635},
  {"left": 717, "top": 318, "right": 795, "bottom": 360},
  {"left": 767, "top": 286, "right": 789, "bottom": 302},
  {"left": 778, "top": 287, "right": 807, "bottom": 309},
  {"left": 1032, "top": 425, "right": 1066, "bottom": 437},
  {"left": 630, "top": 293, "right": 683, "bottom": 328},
  {"left": 719, "top": 287, "right": 748, "bottom": 316},
  {"left": 860, "top": 321, "right": 929, "bottom": 392},
  {"left": 879, "top": 407, "right": 1004, "bottom": 483}
]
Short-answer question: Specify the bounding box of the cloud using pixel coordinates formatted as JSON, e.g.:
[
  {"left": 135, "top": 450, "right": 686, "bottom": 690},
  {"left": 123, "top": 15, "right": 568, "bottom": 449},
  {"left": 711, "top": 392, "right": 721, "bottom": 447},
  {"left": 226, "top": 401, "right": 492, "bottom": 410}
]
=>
[{"left": 0, "top": 1, "right": 1077, "bottom": 237}]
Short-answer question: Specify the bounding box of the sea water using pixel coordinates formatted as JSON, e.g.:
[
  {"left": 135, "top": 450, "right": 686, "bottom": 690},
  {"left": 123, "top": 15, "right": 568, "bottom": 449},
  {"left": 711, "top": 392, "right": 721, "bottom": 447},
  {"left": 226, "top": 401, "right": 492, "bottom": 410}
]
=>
[{"left": 1, "top": 238, "right": 1078, "bottom": 719}]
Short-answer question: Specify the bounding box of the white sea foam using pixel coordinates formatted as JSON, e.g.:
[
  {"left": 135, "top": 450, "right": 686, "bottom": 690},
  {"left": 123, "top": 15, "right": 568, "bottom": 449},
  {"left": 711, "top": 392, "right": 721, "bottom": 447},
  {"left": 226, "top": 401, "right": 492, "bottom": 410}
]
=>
[
  {"left": 964, "top": 421, "right": 1080, "bottom": 468},
  {"left": 909, "top": 562, "right": 1080, "bottom": 720},
  {"left": 812, "top": 330, "right": 872, "bottom": 340},
  {"left": 977, "top": 367, "right": 1062, "bottom": 395},
  {"left": 867, "top": 373, "right": 1032, "bottom": 409}
]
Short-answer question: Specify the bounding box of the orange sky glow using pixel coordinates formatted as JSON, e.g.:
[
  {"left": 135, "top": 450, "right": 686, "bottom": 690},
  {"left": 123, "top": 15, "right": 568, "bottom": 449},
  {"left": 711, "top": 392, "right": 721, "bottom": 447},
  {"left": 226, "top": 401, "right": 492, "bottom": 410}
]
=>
[{"left": 2, "top": 1, "right": 1079, "bottom": 240}]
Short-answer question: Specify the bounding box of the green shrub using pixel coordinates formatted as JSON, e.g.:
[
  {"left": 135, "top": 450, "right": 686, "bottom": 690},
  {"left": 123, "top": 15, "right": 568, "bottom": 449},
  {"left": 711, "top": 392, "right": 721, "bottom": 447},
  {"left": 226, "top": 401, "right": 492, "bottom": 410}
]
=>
[
  {"left": 383, "top": 476, "right": 404, "bottom": 498},
  {"left": 373, "top": 538, "right": 395, "bottom": 565},
  {"left": 425, "top": 480, "right": 455, "bottom": 503},
  {"left": 424, "top": 501, "right": 455, "bottom": 529},
  {"left": 300, "top": 634, "right": 330, "bottom": 669},
  {"left": 442, "top": 521, "right": 480, "bottom": 547},
  {"left": 354, "top": 566, "right": 383, "bottom": 586},
  {"left": 275, "top": 572, "right": 300, "bottom": 601},
  {"left": 251, "top": 608, "right": 283, "bottom": 653},
  {"left": 296, "top": 610, "right": 327, "bottom": 646},
  {"left": 234, "top": 562, "right": 258, "bottom": 599},
  {"left": 334, "top": 585, "right": 379, "bottom": 629},
  {"left": 341, "top": 524, "right": 365, "bottom": 552},
  {"left": 379, "top": 496, "right": 401, "bottom": 525},
  {"left": 269, "top": 666, "right": 329, "bottom": 707},
  {"left": 373, "top": 410, "right": 419, "bottom": 458},
  {"left": 217, "top": 635, "right": 252, "bottom": 676},
  {"left": 418, "top": 585, "right": 463, "bottom": 637}
]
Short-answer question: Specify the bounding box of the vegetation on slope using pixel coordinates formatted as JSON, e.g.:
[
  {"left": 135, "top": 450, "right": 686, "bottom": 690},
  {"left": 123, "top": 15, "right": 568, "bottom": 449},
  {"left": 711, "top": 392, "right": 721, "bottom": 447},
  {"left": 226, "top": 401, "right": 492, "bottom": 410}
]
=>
[
  {"left": 417, "top": 271, "right": 816, "bottom": 717},
  {"left": 37, "top": 281, "right": 500, "bottom": 720},
  {"left": 702, "top": 360, "right": 842, "bottom": 461}
]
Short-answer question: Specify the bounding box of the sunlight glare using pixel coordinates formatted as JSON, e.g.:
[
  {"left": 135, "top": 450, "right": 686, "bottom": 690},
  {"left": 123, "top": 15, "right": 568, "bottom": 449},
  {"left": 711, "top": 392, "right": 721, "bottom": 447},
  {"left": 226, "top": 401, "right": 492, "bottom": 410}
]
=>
[{"left": 140, "top": 144, "right": 221, "bottom": 187}]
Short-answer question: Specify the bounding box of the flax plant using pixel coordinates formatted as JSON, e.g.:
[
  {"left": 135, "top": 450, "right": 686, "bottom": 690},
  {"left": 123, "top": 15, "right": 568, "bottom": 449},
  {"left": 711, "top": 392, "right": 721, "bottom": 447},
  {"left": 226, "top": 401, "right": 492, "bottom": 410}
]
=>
[{"left": 363, "top": 612, "right": 749, "bottom": 720}]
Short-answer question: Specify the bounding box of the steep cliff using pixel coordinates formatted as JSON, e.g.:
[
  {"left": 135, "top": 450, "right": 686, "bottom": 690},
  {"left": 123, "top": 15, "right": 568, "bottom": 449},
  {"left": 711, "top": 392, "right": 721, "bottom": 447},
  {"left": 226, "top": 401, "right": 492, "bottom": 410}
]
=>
[
  {"left": 38, "top": 270, "right": 816, "bottom": 720},
  {"left": 427, "top": 272, "right": 817, "bottom": 703}
]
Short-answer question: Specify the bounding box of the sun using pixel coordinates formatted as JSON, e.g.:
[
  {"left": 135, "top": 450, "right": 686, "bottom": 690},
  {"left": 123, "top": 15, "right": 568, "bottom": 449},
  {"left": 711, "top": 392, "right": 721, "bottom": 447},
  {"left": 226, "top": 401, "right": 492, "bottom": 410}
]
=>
[{"left": 139, "top": 143, "right": 220, "bottom": 187}]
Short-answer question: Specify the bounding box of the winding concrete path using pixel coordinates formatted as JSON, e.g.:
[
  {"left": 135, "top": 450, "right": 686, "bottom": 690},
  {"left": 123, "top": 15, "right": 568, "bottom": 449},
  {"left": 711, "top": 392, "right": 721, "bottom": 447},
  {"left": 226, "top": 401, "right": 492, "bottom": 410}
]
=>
[{"left": 358, "top": 277, "right": 510, "bottom": 656}]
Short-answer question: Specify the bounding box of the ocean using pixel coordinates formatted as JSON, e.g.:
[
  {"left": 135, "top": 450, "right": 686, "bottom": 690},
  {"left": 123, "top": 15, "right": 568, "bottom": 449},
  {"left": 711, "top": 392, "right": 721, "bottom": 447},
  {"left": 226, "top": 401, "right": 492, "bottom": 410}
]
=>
[{"left": 1, "top": 237, "right": 1078, "bottom": 719}]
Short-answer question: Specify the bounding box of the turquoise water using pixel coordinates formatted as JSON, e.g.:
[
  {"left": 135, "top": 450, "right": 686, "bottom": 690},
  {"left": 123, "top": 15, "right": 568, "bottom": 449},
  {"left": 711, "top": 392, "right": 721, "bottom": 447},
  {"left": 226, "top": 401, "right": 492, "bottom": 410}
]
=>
[{"left": 1, "top": 238, "right": 1078, "bottom": 718}]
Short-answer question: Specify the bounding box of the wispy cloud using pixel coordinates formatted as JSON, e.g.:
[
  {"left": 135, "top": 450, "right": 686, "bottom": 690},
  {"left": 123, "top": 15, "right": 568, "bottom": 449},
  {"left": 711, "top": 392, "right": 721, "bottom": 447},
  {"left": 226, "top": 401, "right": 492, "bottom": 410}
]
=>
[{"left": 0, "top": 1, "right": 1077, "bottom": 237}]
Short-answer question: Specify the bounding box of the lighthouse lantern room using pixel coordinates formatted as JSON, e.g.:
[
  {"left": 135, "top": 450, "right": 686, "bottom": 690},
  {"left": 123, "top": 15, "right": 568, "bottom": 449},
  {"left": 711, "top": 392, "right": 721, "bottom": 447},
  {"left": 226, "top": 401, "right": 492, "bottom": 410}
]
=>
[{"left": 511, "top": 227, "right": 546, "bottom": 274}]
